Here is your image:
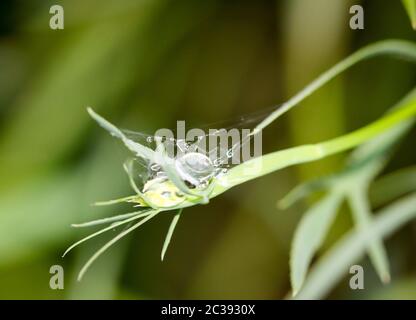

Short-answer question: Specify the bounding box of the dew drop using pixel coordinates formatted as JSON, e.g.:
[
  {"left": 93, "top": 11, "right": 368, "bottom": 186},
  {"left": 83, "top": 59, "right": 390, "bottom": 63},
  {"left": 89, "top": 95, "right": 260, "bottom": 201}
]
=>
[{"left": 161, "top": 191, "right": 171, "bottom": 198}]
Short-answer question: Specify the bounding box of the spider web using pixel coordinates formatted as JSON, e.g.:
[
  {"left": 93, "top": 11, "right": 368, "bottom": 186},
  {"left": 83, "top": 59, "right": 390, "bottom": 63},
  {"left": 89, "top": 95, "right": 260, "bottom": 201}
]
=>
[{"left": 120, "top": 104, "right": 280, "bottom": 187}]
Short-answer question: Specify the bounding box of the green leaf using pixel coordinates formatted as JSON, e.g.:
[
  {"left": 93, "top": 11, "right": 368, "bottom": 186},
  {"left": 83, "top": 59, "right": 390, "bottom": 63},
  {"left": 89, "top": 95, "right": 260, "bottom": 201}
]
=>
[
  {"left": 77, "top": 210, "right": 159, "bottom": 281},
  {"left": 287, "top": 88, "right": 416, "bottom": 294},
  {"left": 71, "top": 210, "right": 151, "bottom": 228},
  {"left": 210, "top": 40, "right": 416, "bottom": 199},
  {"left": 161, "top": 210, "right": 182, "bottom": 261},
  {"left": 88, "top": 108, "right": 156, "bottom": 163},
  {"left": 62, "top": 211, "right": 150, "bottom": 257},
  {"left": 290, "top": 192, "right": 343, "bottom": 296},
  {"left": 211, "top": 96, "right": 416, "bottom": 198},
  {"left": 254, "top": 40, "right": 416, "bottom": 133},
  {"left": 402, "top": 0, "right": 416, "bottom": 29},
  {"left": 295, "top": 193, "right": 416, "bottom": 299},
  {"left": 348, "top": 189, "right": 390, "bottom": 283}
]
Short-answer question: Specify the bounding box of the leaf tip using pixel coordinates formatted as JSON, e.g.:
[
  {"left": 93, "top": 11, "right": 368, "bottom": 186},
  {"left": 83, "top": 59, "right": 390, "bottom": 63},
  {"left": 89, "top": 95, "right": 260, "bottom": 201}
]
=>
[
  {"left": 86, "top": 106, "right": 95, "bottom": 117},
  {"left": 277, "top": 199, "right": 289, "bottom": 210},
  {"left": 382, "top": 272, "right": 391, "bottom": 284},
  {"left": 292, "top": 289, "right": 299, "bottom": 297}
]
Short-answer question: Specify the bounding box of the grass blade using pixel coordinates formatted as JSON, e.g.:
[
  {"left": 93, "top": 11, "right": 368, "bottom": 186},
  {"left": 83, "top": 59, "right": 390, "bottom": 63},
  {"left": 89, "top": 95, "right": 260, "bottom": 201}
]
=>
[
  {"left": 254, "top": 40, "right": 416, "bottom": 133},
  {"left": 212, "top": 96, "right": 416, "bottom": 197},
  {"left": 295, "top": 193, "right": 416, "bottom": 299},
  {"left": 348, "top": 189, "right": 390, "bottom": 283},
  {"left": 402, "top": 0, "right": 416, "bottom": 29},
  {"left": 290, "top": 192, "right": 343, "bottom": 296},
  {"left": 63, "top": 211, "right": 149, "bottom": 257},
  {"left": 87, "top": 107, "right": 155, "bottom": 162},
  {"left": 77, "top": 210, "right": 159, "bottom": 281},
  {"left": 161, "top": 209, "right": 182, "bottom": 261},
  {"left": 123, "top": 159, "right": 143, "bottom": 195},
  {"left": 71, "top": 210, "right": 151, "bottom": 228},
  {"left": 93, "top": 195, "right": 138, "bottom": 206}
]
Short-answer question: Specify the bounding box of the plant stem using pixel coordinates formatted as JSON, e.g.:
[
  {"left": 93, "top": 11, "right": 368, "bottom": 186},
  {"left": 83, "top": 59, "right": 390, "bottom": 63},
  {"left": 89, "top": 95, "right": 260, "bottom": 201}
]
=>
[
  {"left": 212, "top": 97, "right": 416, "bottom": 196},
  {"left": 253, "top": 40, "right": 416, "bottom": 134}
]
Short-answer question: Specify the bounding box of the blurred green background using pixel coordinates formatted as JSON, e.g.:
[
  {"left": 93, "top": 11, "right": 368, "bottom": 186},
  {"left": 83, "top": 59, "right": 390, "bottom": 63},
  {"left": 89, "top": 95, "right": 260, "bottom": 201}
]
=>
[{"left": 0, "top": 0, "right": 415, "bottom": 299}]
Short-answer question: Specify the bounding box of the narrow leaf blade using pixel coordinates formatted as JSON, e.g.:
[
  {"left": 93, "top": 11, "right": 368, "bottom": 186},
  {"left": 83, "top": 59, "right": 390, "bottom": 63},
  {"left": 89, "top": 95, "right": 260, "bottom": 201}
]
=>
[
  {"left": 402, "top": 0, "right": 416, "bottom": 29},
  {"left": 290, "top": 192, "right": 343, "bottom": 295},
  {"left": 87, "top": 107, "right": 155, "bottom": 162},
  {"left": 348, "top": 189, "right": 390, "bottom": 283},
  {"left": 161, "top": 210, "right": 182, "bottom": 261},
  {"left": 295, "top": 193, "right": 416, "bottom": 299}
]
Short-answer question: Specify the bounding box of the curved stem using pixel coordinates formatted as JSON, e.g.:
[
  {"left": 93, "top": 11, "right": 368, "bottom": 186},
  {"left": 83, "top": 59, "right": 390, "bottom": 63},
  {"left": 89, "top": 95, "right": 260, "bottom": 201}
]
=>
[
  {"left": 253, "top": 40, "right": 416, "bottom": 134},
  {"left": 212, "top": 97, "right": 416, "bottom": 196}
]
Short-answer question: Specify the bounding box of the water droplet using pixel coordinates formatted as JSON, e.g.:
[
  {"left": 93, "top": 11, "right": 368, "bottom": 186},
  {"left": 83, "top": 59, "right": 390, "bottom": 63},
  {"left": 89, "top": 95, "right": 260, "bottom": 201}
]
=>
[{"left": 161, "top": 191, "right": 171, "bottom": 198}]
